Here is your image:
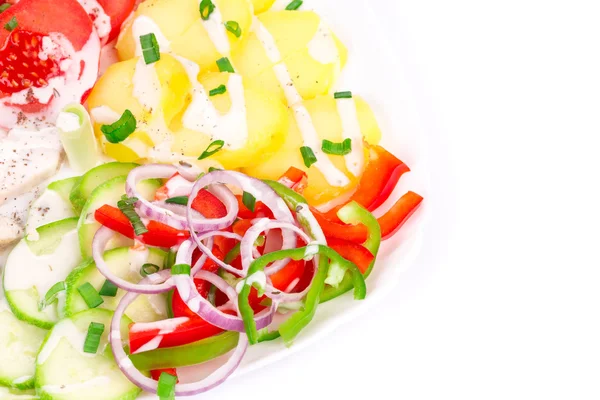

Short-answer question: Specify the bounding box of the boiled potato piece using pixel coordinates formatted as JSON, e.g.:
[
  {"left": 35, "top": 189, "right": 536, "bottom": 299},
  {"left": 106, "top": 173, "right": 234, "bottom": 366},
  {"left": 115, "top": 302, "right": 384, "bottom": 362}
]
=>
[
  {"left": 87, "top": 54, "right": 191, "bottom": 162},
  {"left": 231, "top": 11, "right": 348, "bottom": 103},
  {"left": 251, "top": 0, "right": 276, "bottom": 14},
  {"left": 171, "top": 71, "right": 289, "bottom": 169},
  {"left": 117, "top": 0, "right": 252, "bottom": 72},
  {"left": 244, "top": 95, "right": 381, "bottom": 205}
]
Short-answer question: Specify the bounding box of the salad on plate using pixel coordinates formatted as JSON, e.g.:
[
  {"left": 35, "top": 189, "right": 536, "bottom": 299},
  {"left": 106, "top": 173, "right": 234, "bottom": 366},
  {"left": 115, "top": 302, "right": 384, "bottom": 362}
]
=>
[{"left": 0, "top": 0, "right": 423, "bottom": 398}]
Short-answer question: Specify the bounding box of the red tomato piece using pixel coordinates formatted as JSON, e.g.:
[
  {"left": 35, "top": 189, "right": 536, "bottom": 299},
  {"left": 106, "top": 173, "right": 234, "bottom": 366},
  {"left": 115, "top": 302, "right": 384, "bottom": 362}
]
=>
[
  {"left": 150, "top": 369, "right": 178, "bottom": 383},
  {"left": 94, "top": 0, "right": 136, "bottom": 43}
]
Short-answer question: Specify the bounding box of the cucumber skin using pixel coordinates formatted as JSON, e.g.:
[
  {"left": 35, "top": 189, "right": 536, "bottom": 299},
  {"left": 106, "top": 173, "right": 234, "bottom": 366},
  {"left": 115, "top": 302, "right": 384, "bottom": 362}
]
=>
[
  {"left": 25, "top": 217, "right": 79, "bottom": 256},
  {"left": 47, "top": 177, "right": 81, "bottom": 210},
  {"left": 35, "top": 309, "right": 141, "bottom": 400},
  {"left": 69, "top": 162, "right": 139, "bottom": 214},
  {"left": 0, "top": 374, "right": 34, "bottom": 391}
]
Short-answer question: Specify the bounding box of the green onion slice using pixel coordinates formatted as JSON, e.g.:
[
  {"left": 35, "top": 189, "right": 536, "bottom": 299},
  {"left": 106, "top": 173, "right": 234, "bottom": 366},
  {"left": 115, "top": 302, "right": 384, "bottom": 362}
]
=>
[
  {"left": 300, "top": 146, "right": 317, "bottom": 168},
  {"left": 322, "top": 138, "right": 352, "bottom": 156},
  {"left": 209, "top": 84, "right": 227, "bottom": 96},
  {"left": 334, "top": 91, "right": 353, "bottom": 99},
  {"left": 285, "top": 0, "right": 303, "bottom": 10},
  {"left": 4, "top": 16, "right": 17, "bottom": 31},
  {"left": 198, "top": 140, "right": 225, "bottom": 160},
  {"left": 0, "top": 4, "right": 12, "bottom": 12},
  {"left": 208, "top": 167, "right": 223, "bottom": 172},
  {"left": 165, "top": 196, "right": 189, "bottom": 206},
  {"left": 100, "top": 109, "right": 137, "bottom": 144},
  {"left": 165, "top": 250, "right": 177, "bottom": 270},
  {"left": 141, "top": 263, "right": 160, "bottom": 277},
  {"left": 157, "top": 371, "right": 177, "bottom": 400},
  {"left": 172, "top": 264, "right": 191, "bottom": 275},
  {"left": 216, "top": 57, "right": 235, "bottom": 73},
  {"left": 242, "top": 191, "right": 256, "bottom": 212},
  {"left": 83, "top": 322, "right": 105, "bottom": 354},
  {"left": 99, "top": 280, "right": 118, "bottom": 297},
  {"left": 77, "top": 283, "right": 104, "bottom": 309},
  {"left": 199, "top": 0, "right": 215, "bottom": 20},
  {"left": 38, "top": 281, "right": 66, "bottom": 311},
  {"left": 224, "top": 20, "right": 242, "bottom": 37},
  {"left": 140, "top": 33, "right": 160, "bottom": 64},
  {"left": 117, "top": 195, "right": 148, "bottom": 236}
]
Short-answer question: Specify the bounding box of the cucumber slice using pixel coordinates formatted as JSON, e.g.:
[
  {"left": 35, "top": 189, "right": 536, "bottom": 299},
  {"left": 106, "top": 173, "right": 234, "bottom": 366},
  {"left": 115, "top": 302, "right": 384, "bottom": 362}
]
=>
[
  {"left": 69, "top": 162, "right": 139, "bottom": 213},
  {"left": 47, "top": 177, "right": 81, "bottom": 207},
  {"left": 26, "top": 178, "right": 79, "bottom": 235},
  {"left": 35, "top": 309, "right": 140, "bottom": 400},
  {"left": 0, "top": 298, "right": 46, "bottom": 390},
  {"left": 3, "top": 218, "right": 82, "bottom": 329},
  {"left": 65, "top": 247, "right": 168, "bottom": 323},
  {"left": 77, "top": 175, "right": 161, "bottom": 258},
  {"left": 0, "top": 387, "right": 38, "bottom": 399}
]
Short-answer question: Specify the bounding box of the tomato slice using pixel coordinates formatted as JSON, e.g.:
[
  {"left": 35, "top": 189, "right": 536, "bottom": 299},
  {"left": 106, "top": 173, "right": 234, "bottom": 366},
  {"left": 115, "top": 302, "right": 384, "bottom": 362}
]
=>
[
  {"left": 86, "top": 0, "right": 136, "bottom": 44},
  {"left": 0, "top": 0, "right": 100, "bottom": 128}
]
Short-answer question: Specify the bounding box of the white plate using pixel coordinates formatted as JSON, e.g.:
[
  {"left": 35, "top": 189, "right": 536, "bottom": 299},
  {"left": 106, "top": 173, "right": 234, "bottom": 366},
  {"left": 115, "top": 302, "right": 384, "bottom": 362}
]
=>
[{"left": 142, "top": 0, "right": 432, "bottom": 396}]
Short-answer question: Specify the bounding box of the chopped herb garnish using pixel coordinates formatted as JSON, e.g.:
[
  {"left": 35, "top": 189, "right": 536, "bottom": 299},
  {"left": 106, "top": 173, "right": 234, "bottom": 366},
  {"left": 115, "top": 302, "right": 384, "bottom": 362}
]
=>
[
  {"left": 171, "top": 264, "right": 191, "bottom": 275},
  {"left": 322, "top": 138, "right": 352, "bottom": 156},
  {"left": 242, "top": 191, "right": 256, "bottom": 212},
  {"left": 165, "top": 196, "right": 189, "bottom": 206},
  {"left": 140, "top": 33, "right": 160, "bottom": 64},
  {"left": 285, "top": 0, "right": 303, "bottom": 10},
  {"left": 209, "top": 84, "right": 227, "bottom": 96},
  {"left": 83, "top": 322, "right": 105, "bottom": 354},
  {"left": 0, "top": 4, "right": 11, "bottom": 13},
  {"left": 77, "top": 283, "right": 104, "bottom": 309},
  {"left": 208, "top": 167, "right": 223, "bottom": 172},
  {"left": 334, "top": 91, "right": 353, "bottom": 99},
  {"left": 300, "top": 146, "right": 317, "bottom": 168},
  {"left": 157, "top": 372, "right": 177, "bottom": 400},
  {"left": 100, "top": 109, "right": 137, "bottom": 144},
  {"left": 4, "top": 16, "right": 17, "bottom": 31},
  {"left": 165, "top": 250, "right": 177, "bottom": 270},
  {"left": 224, "top": 20, "right": 242, "bottom": 38},
  {"left": 216, "top": 57, "right": 235, "bottom": 73},
  {"left": 198, "top": 140, "right": 225, "bottom": 160},
  {"left": 99, "top": 280, "right": 118, "bottom": 297},
  {"left": 199, "top": 0, "right": 215, "bottom": 20},
  {"left": 141, "top": 263, "right": 160, "bottom": 277},
  {"left": 117, "top": 195, "right": 148, "bottom": 236},
  {"left": 38, "top": 281, "right": 65, "bottom": 311}
]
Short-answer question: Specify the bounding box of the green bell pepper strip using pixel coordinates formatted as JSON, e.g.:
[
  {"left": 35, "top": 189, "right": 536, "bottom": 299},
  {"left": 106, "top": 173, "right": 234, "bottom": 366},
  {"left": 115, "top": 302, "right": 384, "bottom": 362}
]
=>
[
  {"left": 320, "top": 201, "right": 381, "bottom": 303},
  {"left": 128, "top": 331, "right": 239, "bottom": 370},
  {"left": 238, "top": 245, "right": 366, "bottom": 345}
]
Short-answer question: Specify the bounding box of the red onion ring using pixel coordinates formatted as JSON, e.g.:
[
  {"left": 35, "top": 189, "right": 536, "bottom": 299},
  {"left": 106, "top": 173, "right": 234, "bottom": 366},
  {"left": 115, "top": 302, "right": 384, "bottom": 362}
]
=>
[{"left": 110, "top": 272, "right": 248, "bottom": 396}]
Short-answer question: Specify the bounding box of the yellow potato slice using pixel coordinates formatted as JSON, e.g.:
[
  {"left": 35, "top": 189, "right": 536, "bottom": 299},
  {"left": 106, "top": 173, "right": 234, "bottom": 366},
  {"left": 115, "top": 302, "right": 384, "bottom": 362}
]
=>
[
  {"left": 251, "top": 0, "right": 276, "bottom": 14},
  {"left": 244, "top": 95, "right": 381, "bottom": 205}
]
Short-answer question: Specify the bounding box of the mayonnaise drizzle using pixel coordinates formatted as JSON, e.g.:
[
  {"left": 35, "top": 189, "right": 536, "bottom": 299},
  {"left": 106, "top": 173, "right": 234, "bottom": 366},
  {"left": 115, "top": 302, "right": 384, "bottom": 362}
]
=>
[
  {"left": 132, "top": 16, "right": 172, "bottom": 56},
  {"left": 337, "top": 98, "right": 364, "bottom": 176},
  {"left": 199, "top": 0, "right": 231, "bottom": 55},
  {"left": 252, "top": 17, "right": 350, "bottom": 187},
  {"left": 307, "top": 22, "right": 341, "bottom": 65},
  {"left": 77, "top": 0, "right": 112, "bottom": 42}
]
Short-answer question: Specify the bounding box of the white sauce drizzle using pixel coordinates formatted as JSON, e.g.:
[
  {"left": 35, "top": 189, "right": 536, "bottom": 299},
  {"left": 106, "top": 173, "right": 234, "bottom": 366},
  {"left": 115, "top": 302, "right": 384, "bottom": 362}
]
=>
[
  {"left": 129, "top": 316, "right": 189, "bottom": 333},
  {"left": 77, "top": 0, "right": 112, "bottom": 42},
  {"left": 236, "top": 270, "right": 267, "bottom": 294},
  {"left": 132, "top": 58, "right": 162, "bottom": 112},
  {"left": 25, "top": 190, "right": 75, "bottom": 237},
  {"left": 132, "top": 335, "right": 163, "bottom": 354},
  {"left": 199, "top": 0, "right": 231, "bottom": 55},
  {"left": 131, "top": 16, "right": 172, "bottom": 56},
  {"left": 337, "top": 98, "right": 364, "bottom": 176},
  {"left": 307, "top": 22, "right": 340, "bottom": 65},
  {"left": 90, "top": 105, "right": 121, "bottom": 125},
  {"left": 252, "top": 18, "right": 350, "bottom": 187}
]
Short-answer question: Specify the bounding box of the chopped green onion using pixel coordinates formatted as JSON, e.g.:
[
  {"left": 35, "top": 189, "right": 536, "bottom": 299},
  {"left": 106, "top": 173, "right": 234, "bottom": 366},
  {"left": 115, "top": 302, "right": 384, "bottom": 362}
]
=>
[
  {"left": 83, "top": 322, "right": 105, "bottom": 354},
  {"left": 38, "top": 281, "right": 65, "bottom": 311},
  {"left": 4, "top": 16, "right": 17, "bottom": 31},
  {"left": 216, "top": 57, "right": 235, "bottom": 73},
  {"left": 165, "top": 250, "right": 177, "bottom": 270},
  {"left": 334, "top": 91, "right": 353, "bottom": 99},
  {"left": 207, "top": 284, "right": 217, "bottom": 306},
  {"left": 100, "top": 110, "right": 137, "bottom": 144},
  {"left": 141, "top": 263, "right": 160, "bottom": 277},
  {"left": 165, "top": 196, "right": 189, "bottom": 206},
  {"left": 171, "top": 264, "right": 191, "bottom": 275},
  {"left": 77, "top": 283, "right": 104, "bottom": 309},
  {"left": 99, "top": 280, "right": 118, "bottom": 297},
  {"left": 140, "top": 33, "right": 160, "bottom": 64},
  {"left": 224, "top": 21, "right": 242, "bottom": 37},
  {"left": 117, "top": 195, "right": 148, "bottom": 236},
  {"left": 322, "top": 138, "right": 352, "bottom": 156},
  {"left": 166, "top": 290, "right": 175, "bottom": 318},
  {"left": 198, "top": 140, "right": 225, "bottom": 160},
  {"left": 242, "top": 191, "right": 256, "bottom": 212},
  {"left": 209, "top": 84, "right": 227, "bottom": 96},
  {"left": 0, "top": 4, "right": 12, "bottom": 13},
  {"left": 199, "top": 0, "right": 215, "bottom": 20},
  {"left": 157, "top": 371, "right": 177, "bottom": 400},
  {"left": 285, "top": 0, "right": 303, "bottom": 10},
  {"left": 300, "top": 146, "right": 317, "bottom": 168},
  {"left": 208, "top": 167, "right": 223, "bottom": 172}
]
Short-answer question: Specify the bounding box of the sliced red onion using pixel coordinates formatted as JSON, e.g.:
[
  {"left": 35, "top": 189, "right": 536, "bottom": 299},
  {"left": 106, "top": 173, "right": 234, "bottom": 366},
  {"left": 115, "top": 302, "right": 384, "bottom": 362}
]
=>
[
  {"left": 126, "top": 164, "right": 238, "bottom": 231},
  {"left": 93, "top": 227, "right": 175, "bottom": 294},
  {"left": 110, "top": 272, "right": 248, "bottom": 396}
]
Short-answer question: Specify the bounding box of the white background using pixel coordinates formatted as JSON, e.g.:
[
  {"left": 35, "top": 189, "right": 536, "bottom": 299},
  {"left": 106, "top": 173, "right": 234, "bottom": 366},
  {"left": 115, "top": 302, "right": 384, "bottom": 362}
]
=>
[{"left": 209, "top": 1, "right": 600, "bottom": 399}]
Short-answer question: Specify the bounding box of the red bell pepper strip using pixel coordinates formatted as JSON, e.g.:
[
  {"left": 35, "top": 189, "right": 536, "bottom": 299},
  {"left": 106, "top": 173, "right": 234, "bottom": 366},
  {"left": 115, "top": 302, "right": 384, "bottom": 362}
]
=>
[
  {"left": 327, "top": 238, "right": 374, "bottom": 274},
  {"left": 94, "top": 205, "right": 190, "bottom": 247},
  {"left": 192, "top": 189, "right": 227, "bottom": 219},
  {"left": 277, "top": 166, "right": 307, "bottom": 193},
  {"left": 324, "top": 146, "right": 410, "bottom": 220},
  {"left": 312, "top": 191, "right": 424, "bottom": 242},
  {"left": 150, "top": 369, "right": 178, "bottom": 383}
]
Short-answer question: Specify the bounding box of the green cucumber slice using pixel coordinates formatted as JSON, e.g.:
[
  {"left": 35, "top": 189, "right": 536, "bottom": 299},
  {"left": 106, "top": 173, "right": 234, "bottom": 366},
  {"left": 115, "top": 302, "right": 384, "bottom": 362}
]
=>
[
  {"left": 26, "top": 178, "right": 79, "bottom": 235},
  {"left": 0, "top": 298, "right": 46, "bottom": 390},
  {"left": 77, "top": 175, "right": 161, "bottom": 258},
  {"left": 3, "top": 218, "right": 82, "bottom": 329},
  {"left": 0, "top": 387, "right": 38, "bottom": 399},
  {"left": 69, "top": 162, "right": 139, "bottom": 213},
  {"left": 47, "top": 177, "right": 81, "bottom": 207},
  {"left": 65, "top": 247, "right": 168, "bottom": 323},
  {"left": 35, "top": 309, "right": 140, "bottom": 400}
]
